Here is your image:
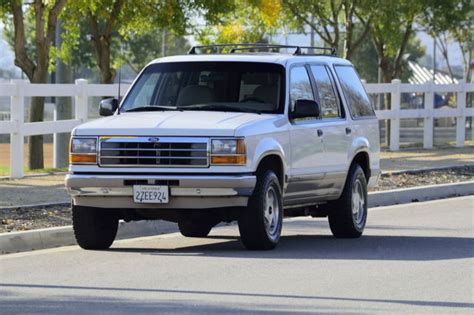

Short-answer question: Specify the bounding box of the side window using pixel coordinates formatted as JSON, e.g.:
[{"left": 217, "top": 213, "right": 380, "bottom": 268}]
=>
[
  {"left": 290, "top": 66, "right": 314, "bottom": 110},
  {"left": 310, "top": 65, "right": 340, "bottom": 119},
  {"left": 334, "top": 65, "right": 375, "bottom": 118}
]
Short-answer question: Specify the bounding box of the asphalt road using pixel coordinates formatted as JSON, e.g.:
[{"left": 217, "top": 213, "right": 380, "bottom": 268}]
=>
[{"left": 1, "top": 196, "right": 473, "bottom": 314}]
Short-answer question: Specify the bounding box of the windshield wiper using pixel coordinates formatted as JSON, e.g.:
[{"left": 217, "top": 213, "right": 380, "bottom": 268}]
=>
[
  {"left": 183, "top": 104, "right": 261, "bottom": 114},
  {"left": 124, "top": 105, "right": 177, "bottom": 113}
]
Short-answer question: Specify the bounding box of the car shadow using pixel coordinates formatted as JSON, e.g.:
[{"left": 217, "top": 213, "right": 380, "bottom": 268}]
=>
[{"left": 108, "top": 233, "right": 474, "bottom": 261}]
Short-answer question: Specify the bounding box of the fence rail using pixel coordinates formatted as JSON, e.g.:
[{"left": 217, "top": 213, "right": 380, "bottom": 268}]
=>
[
  {"left": 365, "top": 79, "right": 473, "bottom": 151},
  {"left": 0, "top": 79, "right": 472, "bottom": 178}
]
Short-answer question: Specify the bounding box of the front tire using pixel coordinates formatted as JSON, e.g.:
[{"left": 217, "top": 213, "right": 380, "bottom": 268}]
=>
[
  {"left": 238, "top": 170, "right": 283, "bottom": 250},
  {"left": 72, "top": 205, "right": 118, "bottom": 250},
  {"left": 328, "top": 164, "right": 368, "bottom": 238}
]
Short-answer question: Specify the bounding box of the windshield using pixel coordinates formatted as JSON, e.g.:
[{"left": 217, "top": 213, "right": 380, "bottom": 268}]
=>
[{"left": 120, "top": 62, "right": 285, "bottom": 114}]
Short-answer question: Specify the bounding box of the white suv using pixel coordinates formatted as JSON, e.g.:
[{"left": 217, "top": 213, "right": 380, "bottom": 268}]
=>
[{"left": 66, "top": 44, "right": 380, "bottom": 250}]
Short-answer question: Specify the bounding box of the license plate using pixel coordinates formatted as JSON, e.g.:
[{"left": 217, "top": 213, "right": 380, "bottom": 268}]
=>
[{"left": 133, "top": 185, "right": 169, "bottom": 204}]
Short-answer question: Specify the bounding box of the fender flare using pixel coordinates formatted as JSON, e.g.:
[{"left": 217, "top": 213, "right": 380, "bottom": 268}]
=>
[{"left": 252, "top": 138, "right": 288, "bottom": 182}]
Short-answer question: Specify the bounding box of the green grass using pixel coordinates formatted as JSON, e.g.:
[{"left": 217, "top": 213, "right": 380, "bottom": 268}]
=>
[{"left": 0, "top": 166, "right": 68, "bottom": 177}]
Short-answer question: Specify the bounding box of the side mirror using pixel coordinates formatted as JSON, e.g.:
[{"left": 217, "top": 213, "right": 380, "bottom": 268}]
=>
[
  {"left": 291, "top": 99, "right": 320, "bottom": 119},
  {"left": 99, "top": 98, "right": 119, "bottom": 116}
]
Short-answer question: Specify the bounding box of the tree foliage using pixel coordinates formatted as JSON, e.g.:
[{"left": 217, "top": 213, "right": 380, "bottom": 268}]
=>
[
  {"left": 198, "top": 0, "right": 282, "bottom": 45},
  {"left": 61, "top": 1, "right": 181, "bottom": 83},
  {"left": 421, "top": 0, "right": 473, "bottom": 81},
  {"left": 281, "top": 0, "right": 372, "bottom": 59},
  {"left": 368, "top": 0, "right": 471, "bottom": 83}
]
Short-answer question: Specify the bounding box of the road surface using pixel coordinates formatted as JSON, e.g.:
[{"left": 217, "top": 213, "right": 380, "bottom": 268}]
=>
[{"left": 1, "top": 196, "right": 473, "bottom": 314}]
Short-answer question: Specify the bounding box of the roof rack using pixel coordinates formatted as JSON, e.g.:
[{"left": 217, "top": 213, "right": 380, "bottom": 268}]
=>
[{"left": 187, "top": 43, "right": 337, "bottom": 57}]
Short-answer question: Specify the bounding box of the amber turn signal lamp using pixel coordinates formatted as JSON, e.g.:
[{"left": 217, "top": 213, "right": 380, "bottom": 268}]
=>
[
  {"left": 69, "top": 154, "right": 97, "bottom": 164},
  {"left": 211, "top": 155, "right": 246, "bottom": 165}
]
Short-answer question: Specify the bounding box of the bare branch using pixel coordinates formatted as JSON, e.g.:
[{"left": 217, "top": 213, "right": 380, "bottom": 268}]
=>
[
  {"left": 45, "top": 0, "right": 68, "bottom": 45},
  {"left": 350, "top": 16, "right": 372, "bottom": 54},
  {"left": 105, "top": 0, "right": 123, "bottom": 36},
  {"left": 284, "top": 1, "right": 332, "bottom": 44},
  {"left": 393, "top": 18, "right": 414, "bottom": 78}
]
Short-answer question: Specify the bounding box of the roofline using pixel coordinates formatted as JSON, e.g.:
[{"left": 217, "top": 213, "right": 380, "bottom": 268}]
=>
[{"left": 147, "top": 54, "right": 351, "bottom": 68}]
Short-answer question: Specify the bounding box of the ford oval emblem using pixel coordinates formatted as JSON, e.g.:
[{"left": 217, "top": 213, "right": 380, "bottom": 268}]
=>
[{"left": 148, "top": 137, "right": 160, "bottom": 143}]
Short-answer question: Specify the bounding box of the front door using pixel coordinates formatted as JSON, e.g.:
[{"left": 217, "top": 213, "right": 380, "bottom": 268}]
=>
[
  {"left": 286, "top": 65, "right": 327, "bottom": 205},
  {"left": 308, "top": 64, "right": 350, "bottom": 196}
]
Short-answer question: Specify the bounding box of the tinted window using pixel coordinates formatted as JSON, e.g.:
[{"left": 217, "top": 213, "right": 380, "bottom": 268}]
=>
[
  {"left": 290, "top": 66, "right": 314, "bottom": 110},
  {"left": 121, "top": 62, "right": 284, "bottom": 114},
  {"left": 310, "top": 65, "right": 340, "bottom": 119},
  {"left": 334, "top": 66, "right": 375, "bottom": 117}
]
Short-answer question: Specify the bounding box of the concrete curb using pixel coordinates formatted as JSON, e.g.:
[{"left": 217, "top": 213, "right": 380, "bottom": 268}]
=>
[
  {"left": 1, "top": 181, "right": 473, "bottom": 255},
  {"left": 368, "top": 181, "right": 474, "bottom": 207},
  {"left": 0, "top": 172, "right": 68, "bottom": 181},
  {"left": 0, "top": 220, "right": 178, "bottom": 254},
  {"left": 0, "top": 202, "right": 70, "bottom": 211}
]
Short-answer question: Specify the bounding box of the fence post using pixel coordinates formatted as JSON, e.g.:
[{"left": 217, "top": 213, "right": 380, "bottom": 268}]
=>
[
  {"left": 456, "top": 80, "right": 466, "bottom": 147},
  {"left": 390, "top": 79, "right": 400, "bottom": 151},
  {"left": 424, "top": 81, "right": 434, "bottom": 149},
  {"left": 10, "top": 80, "right": 26, "bottom": 178},
  {"left": 75, "top": 79, "right": 88, "bottom": 123}
]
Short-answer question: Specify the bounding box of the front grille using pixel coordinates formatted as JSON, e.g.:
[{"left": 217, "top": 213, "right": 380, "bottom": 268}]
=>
[{"left": 99, "top": 137, "right": 209, "bottom": 167}]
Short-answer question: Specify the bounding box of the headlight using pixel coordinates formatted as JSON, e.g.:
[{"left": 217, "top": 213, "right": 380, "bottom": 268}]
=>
[
  {"left": 69, "top": 137, "right": 97, "bottom": 164},
  {"left": 211, "top": 139, "right": 246, "bottom": 165}
]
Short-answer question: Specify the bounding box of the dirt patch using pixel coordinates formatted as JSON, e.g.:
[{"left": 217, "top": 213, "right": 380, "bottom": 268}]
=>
[
  {"left": 0, "top": 143, "right": 55, "bottom": 176},
  {"left": 380, "top": 146, "right": 474, "bottom": 172}
]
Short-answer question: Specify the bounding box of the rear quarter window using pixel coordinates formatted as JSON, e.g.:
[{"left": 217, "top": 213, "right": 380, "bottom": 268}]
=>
[{"left": 334, "top": 65, "right": 375, "bottom": 118}]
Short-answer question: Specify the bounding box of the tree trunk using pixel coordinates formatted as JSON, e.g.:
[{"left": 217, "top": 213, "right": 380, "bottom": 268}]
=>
[
  {"left": 379, "top": 57, "right": 392, "bottom": 146},
  {"left": 28, "top": 96, "right": 45, "bottom": 169},
  {"left": 54, "top": 20, "right": 73, "bottom": 168},
  {"left": 28, "top": 66, "right": 48, "bottom": 170},
  {"left": 99, "top": 39, "right": 115, "bottom": 84}
]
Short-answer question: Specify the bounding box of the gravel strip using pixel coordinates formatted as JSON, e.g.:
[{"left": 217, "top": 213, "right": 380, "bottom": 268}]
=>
[
  {"left": 1, "top": 205, "right": 72, "bottom": 233},
  {"left": 1, "top": 166, "right": 472, "bottom": 233},
  {"left": 373, "top": 165, "right": 474, "bottom": 191}
]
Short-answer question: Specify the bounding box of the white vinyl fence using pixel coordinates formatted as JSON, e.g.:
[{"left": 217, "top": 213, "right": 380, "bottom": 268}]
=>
[
  {"left": 365, "top": 79, "right": 473, "bottom": 151},
  {"left": 0, "top": 79, "right": 473, "bottom": 178}
]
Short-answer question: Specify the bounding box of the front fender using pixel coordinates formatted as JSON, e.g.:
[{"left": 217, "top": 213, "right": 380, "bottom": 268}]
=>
[{"left": 249, "top": 137, "right": 288, "bottom": 176}]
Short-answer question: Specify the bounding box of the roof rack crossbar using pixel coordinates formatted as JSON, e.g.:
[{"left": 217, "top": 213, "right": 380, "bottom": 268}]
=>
[{"left": 187, "top": 44, "right": 337, "bottom": 57}]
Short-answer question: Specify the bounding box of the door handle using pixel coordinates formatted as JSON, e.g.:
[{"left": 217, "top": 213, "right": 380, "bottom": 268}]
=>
[
  {"left": 345, "top": 127, "right": 352, "bottom": 135},
  {"left": 317, "top": 129, "right": 323, "bottom": 137}
]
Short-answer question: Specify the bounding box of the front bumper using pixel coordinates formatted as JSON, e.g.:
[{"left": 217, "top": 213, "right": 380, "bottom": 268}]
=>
[{"left": 65, "top": 173, "right": 256, "bottom": 209}]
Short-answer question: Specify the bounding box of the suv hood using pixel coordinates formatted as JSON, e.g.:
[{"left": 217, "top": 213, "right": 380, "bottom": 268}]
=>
[{"left": 74, "top": 111, "right": 274, "bottom": 137}]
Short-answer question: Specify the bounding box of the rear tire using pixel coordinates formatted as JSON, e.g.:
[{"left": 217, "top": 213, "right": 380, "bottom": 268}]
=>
[
  {"left": 238, "top": 170, "right": 283, "bottom": 250},
  {"left": 328, "top": 164, "right": 368, "bottom": 238},
  {"left": 178, "top": 220, "right": 213, "bottom": 238},
  {"left": 72, "top": 205, "right": 118, "bottom": 250}
]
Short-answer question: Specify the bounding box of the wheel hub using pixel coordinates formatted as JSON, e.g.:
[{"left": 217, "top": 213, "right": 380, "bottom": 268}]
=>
[
  {"left": 264, "top": 187, "right": 280, "bottom": 239},
  {"left": 352, "top": 179, "right": 366, "bottom": 227}
]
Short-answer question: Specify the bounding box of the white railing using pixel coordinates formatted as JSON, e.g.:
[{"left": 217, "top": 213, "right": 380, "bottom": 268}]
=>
[
  {"left": 365, "top": 79, "right": 473, "bottom": 151},
  {"left": 0, "top": 79, "right": 472, "bottom": 178},
  {"left": 0, "top": 79, "right": 129, "bottom": 178}
]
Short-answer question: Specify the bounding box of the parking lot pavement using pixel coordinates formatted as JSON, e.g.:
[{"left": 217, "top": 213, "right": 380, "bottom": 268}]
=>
[{"left": 0, "top": 196, "right": 472, "bottom": 314}]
